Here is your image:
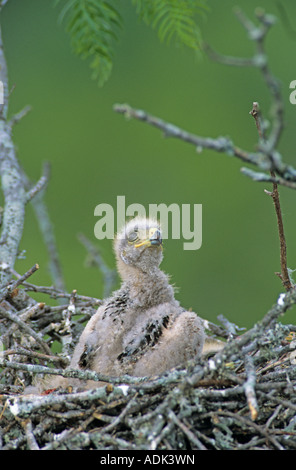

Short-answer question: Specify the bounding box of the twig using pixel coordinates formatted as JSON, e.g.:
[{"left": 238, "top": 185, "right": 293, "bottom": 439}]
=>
[
  {"left": 243, "top": 355, "right": 258, "bottom": 421},
  {"left": 78, "top": 232, "right": 117, "bottom": 298},
  {"left": 2, "top": 346, "right": 68, "bottom": 366},
  {"left": 240, "top": 168, "right": 296, "bottom": 190},
  {"left": 0, "top": 304, "right": 51, "bottom": 355},
  {"left": 25, "top": 165, "right": 50, "bottom": 204},
  {"left": 0, "top": 263, "right": 39, "bottom": 305},
  {"left": 0, "top": 301, "right": 45, "bottom": 347},
  {"left": 1, "top": 8, "right": 296, "bottom": 451},
  {"left": 217, "top": 8, "right": 284, "bottom": 154},
  {"left": 264, "top": 404, "right": 282, "bottom": 429},
  {"left": 7, "top": 384, "right": 131, "bottom": 418},
  {"left": 100, "top": 392, "right": 138, "bottom": 434},
  {"left": 249, "top": 101, "right": 292, "bottom": 291},
  {"left": 21, "top": 281, "right": 102, "bottom": 305},
  {"left": 217, "top": 313, "right": 244, "bottom": 337},
  {"left": 168, "top": 410, "right": 207, "bottom": 450},
  {"left": 200, "top": 317, "right": 231, "bottom": 339},
  {"left": 187, "top": 285, "right": 296, "bottom": 387},
  {"left": 117, "top": 12, "right": 295, "bottom": 208},
  {"left": 114, "top": 103, "right": 257, "bottom": 164},
  {"left": 41, "top": 406, "right": 98, "bottom": 450},
  {"left": 20, "top": 419, "right": 40, "bottom": 450},
  {"left": 8, "top": 105, "right": 32, "bottom": 127},
  {"left": 220, "top": 7, "right": 284, "bottom": 151},
  {"left": 0, "top": 359, "right": 147, "bottom": 385},
  {"left": 203, "top": 44, "right": 260, "bottom": 68},
  {"left": 7, "top": 263, "right": 39, "bottom": 293},
  {"left": 265, "top": 177, "right": 293, "bottom": 291},
  {"left": 59, "top": 289, "right": 77, "bottom": 361},
  {"left": 113, "top": 103, "right": 296, "bottom": 189},
  {"left": 217, "top": 410, "right": 285, "bottom": 450},
  {"left": 249, "top": 101, "right": 265, "bottom": 140},
  {"left": 21, "top": 164, "right": 66, "bottom": 294}
]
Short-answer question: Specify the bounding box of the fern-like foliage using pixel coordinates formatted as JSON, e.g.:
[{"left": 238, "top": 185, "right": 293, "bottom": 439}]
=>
[
  {"left": 132, "top": 0, "right": 208, "bottom": 52},
  {"left": 55, "top": 0, "right": 208, "bottom": 86},
  {"left": 55, "top": 0, "right": 122, "bottom": 86}
]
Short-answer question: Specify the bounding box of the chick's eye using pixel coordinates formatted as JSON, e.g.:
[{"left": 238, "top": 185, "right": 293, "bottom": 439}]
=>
[{"left": 128, "top": 231, "right": 138, "bottom": 242}]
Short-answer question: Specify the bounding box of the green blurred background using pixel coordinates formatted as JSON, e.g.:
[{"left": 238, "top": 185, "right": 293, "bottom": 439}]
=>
[{"left": 2, "top": 0, "right": 296, "bottom": 328}]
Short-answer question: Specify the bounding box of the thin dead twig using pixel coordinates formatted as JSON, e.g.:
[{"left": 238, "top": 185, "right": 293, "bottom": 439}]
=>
[
  {"left": 249, "top": 101, "right": 292, "bottom": 291},
  {"left": 78, "top": 232, "right": 117, "bottom": 298},
  {"left": 0, "top": 304, "right": 51, "bottom": 355},
  {"left": 2, "top": 346, "right": 68, "bottom": 366},
  {"left": 243, "top": 355, "right": 258, "bottom": 421},
  {"left": 168, "top": 410, "right": 207, "bottom": 450}
]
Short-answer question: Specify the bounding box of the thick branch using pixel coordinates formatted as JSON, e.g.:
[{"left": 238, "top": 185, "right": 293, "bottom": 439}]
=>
[{"left": 0, "top": 23, "right": 26, "bottom": 287}]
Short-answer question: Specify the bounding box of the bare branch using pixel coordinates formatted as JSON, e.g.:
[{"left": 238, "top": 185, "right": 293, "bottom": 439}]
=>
[
  {"left": 249, "top": 101, "right": 293, "bottom": 291},
  {"left": 241, "top": 167, "right": 296, "bottom": 190},
  {"left": 8, "top": 105, "right": 32, "bottom": 127},
  {"left": 0, "top": 24, "right": 27, "bottom": 287},
  {"left": 21, "top": 281, "right": 102, "bottom": 305},
  {"left": 209, "top": 7, "right": 284, "bottom": 151},
  {"left": 0, "top": 303, "right": 51, "bottom": 354},
  {"left": 7, "top": 263, "right": 39, "bottom": 293},
  {"left": 114, "top": 103, "right": 262, "bottom": 164},
  {"left": 25, "top": 164, "right": 50, "bottom": 203},
  {"left": 113, "top": 103, "right": 296, "bottom": 188},
  {"left": 78, "top": 232, "right": 117, "bottom": 298}
]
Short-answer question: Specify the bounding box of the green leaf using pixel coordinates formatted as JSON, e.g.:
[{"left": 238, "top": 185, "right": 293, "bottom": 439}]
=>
[
  {"left": 54, "top": 0, "right": 209, "bottom": 86},
  {"left": 55, "top": 0, "right": 122, "bottom": 86},
  {"left": 132, "top": 0, "right": 208, "bottom": 51}
]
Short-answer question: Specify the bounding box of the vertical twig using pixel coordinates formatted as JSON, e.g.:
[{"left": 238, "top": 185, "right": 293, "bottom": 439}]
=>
[
  {"left": 243, "top": 355, "right": 258, "bottom": 421},
  {"left": 266, "top": 175, "right": 292, "bottom": 291},
  {"left": 249, "top": 102, "right": 292, "bottom": 291},
  {"left": 59, "top": 289, "right": 76, "bottom": 362},
  {"left": 21, "top": 419, "right": 40, "bottom": 450}
]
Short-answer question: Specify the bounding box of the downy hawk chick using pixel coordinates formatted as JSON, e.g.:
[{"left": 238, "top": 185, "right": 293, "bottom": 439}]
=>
[{"left": 36, "top": 217, "right": 205, "bottom": 391}]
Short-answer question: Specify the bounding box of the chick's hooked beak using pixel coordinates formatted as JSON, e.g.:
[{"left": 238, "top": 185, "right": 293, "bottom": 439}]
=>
[{"left": 134, "top": 227, "right": 162, "bottom": 249}]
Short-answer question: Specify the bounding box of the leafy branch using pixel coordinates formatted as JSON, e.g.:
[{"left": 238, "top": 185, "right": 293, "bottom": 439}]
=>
[
  {"left": 55, "top": 0, "right": 122, "bottom": 86},
  {"left": 131, "top": 0, "right": 208, "bottom": 51},
  {"left": 55, "top": 0, "right": 208, "bottom": 85}
]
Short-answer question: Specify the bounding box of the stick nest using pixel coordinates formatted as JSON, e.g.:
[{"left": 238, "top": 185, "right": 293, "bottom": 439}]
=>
[{"left": 0, "top": 282, "right": 296, "bottom": 450}]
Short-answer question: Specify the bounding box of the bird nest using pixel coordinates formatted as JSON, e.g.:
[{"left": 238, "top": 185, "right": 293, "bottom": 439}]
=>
[{"left": 1, "top": 281, "right": 296, "bottom": 451}]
